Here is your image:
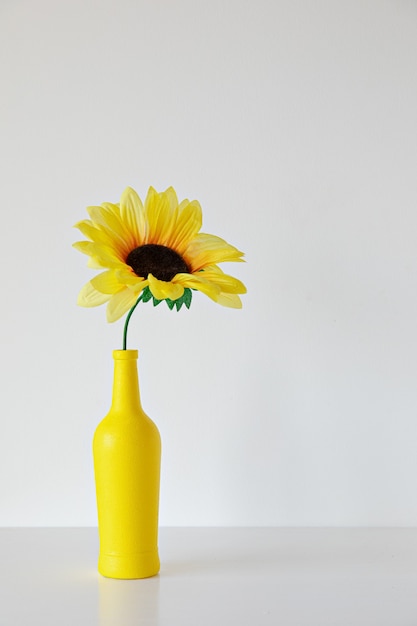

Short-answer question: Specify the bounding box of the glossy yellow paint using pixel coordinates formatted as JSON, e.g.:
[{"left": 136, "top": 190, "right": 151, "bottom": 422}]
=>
[{"left": 93, "top": 350, "right": 161, "bottom": 579}]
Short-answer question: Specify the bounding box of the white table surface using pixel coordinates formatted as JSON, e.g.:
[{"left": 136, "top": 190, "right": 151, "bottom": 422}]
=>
[{"left": 1, "top": 527, "right": 417, "bottom": 626}]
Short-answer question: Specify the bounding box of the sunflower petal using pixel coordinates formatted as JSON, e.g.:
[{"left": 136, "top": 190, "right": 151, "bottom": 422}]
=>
[
  {"left": 83, "top": 218, "right": 130, "bottom": 258},
  {"left": 100, "top": 202, "right": 122, "bottom": 217},
  {"left": 184, "top": 233, "right": 244, "bottom": 271},
  {"left": 216, "top": 293, "right": 243, "bottom": 308},
  {"left": 198, "top": 265, "right": 247, "bottom": 294},
  {"left": 127, "top": 278, "right": 149, "bottom": 294},
  {"left": 73, "top": 241, "right": 125, "bottom": 269},
  {"left": 164, "top": 186, "right": 179, "bottom": 211},
  {"left": 173, "top": 272, "right": 221, "bottom": 301},
  {"left": 148, "top": 274, "right": 185, "bottom": 300},
  {"left": 77, "top": 281, "right": 112, "bottom": 307},
  {"left": 167, "top": 199, "right": 202, "bottom": 254},
  {"left": 87, "top": 256, "right": 107, "bottom": 269},
  {"left": 87, "top": 204, "right": 135, "bottom": 254},
  {"left": 115, "top": 267, "right": 146, "bottom": 287},
  {"left": 106, "top": 288, "right": 138, "bottom": 323},
  {"left": 145, "top": 187, "right": 176, "bottom": 245},
  {"left": 74, "top": 220, "right": 115, "bottom": 248},
  {"left": 120, "top": 187, "right": 146, "bottom": 245},
  {"left": 91, "top": 270, "right": 122, "bottom": 294},
  {"left": 74, "top": 220, "right": 107, "bottom": 244}
]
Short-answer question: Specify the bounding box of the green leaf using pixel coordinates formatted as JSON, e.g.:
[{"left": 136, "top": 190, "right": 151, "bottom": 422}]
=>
[
  {"left": 141, "top": 286, "right": 153, "bottom": 303},
  {"left": 171, "top": 288, "right": 193, "bottom": 311},
  {"left": 141, "top": 285, "right": 193, "bottom": 311},
  {"left": 183, "top": 288, "right": 192, "bottom": 309}
]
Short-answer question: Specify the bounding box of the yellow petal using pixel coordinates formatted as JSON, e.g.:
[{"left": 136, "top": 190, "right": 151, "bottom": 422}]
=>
[
  {"left": 216, "top": 293, "right": 243, "bottom": 308},
  {"left": 119, "top": 187, "right": 146, "bottom": 246},
  {"left": 148, "top": 274, "right": 184, "bottom": 300},
  {"left": 164, "top": 186, "right": 179, "bottom": 211},
  {"left": 74, "top": 220, "right": 121, "bottom": 250},
  {"left": 184, "top": 233, "right": 244, "bottom": 271},
  {"left": 91, "top": 270, "right": 122, "bottom": 294},
  {"left": 86, "top": 204, "right": 118, "bottom": 228},
  {"left": 100, "top": 202, "right": 122, "bottom": 217},
  {"left": 166, "top": 199, "right": 202, "bottom": 255},
  {"left": 73, "top": 241, "right": 125, "bottom": 269},
  {"left": 106, "top": 288, "right": 138, "bottom": 323},
  {"left": 129, "top": 279, "right": 149, "bottom": 294},
  {"left": 115, "top": 267, "right": 143, "bottom": 285},
  {"left": 83, "top": 223, "right": 127, "bottom": 259},
  {"left": 144, "top": 187, "right": 176, "bottom": 245},
  {"left": 173, "top": 272, "right": 221, "bottom": 301},
  {"left": 77, "top": 281, "right": 111, "bottom": 307},
  {"left": 74, "top": 220, "right": 115, "bottom": 248},
  {"left": 87, "top": 256, "right": 107, "bottom": 269},
  {"left": 87, "top": 204, "right": 135, "bottom": 254},
  {"left": 198, "top": 265, "right": 247, "bottom": 294},
  {"left": 115, "top": 269, "right": 149, "bottom": 293},
  {"left": 144, "top": 186, "right": 158, "bottom": 210}
]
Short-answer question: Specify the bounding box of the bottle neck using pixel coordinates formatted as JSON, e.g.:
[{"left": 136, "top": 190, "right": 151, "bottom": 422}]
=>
[{"left": 110, "top": 350, "right": 142, "bottom": 414}]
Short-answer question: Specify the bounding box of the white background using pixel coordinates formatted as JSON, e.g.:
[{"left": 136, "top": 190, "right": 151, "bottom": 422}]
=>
[{"left": 1, "top": 0, "right": 417, "bottom": 527}]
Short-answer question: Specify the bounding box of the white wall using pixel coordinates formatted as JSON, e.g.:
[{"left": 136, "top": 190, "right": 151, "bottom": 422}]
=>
[{"left": 1, "top": 0, "right": 417, "bottom": 527}]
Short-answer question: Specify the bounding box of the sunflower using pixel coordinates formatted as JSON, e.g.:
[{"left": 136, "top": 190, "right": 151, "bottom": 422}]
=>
[{"left": 73, "top": 185, "right": 246, "bottom": 324}]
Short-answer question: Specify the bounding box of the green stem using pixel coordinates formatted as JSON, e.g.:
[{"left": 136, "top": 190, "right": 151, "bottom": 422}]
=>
[{"left": 122, "top": 293, "right": 144, "bottom": 350}]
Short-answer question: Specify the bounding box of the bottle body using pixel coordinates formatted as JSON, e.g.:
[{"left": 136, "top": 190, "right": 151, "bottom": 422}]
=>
[{"left": 93, "top": 350, "right": 161, "bottom": 579}]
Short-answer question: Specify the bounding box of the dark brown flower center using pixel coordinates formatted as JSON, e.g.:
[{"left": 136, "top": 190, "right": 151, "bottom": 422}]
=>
[{"left": 126, "top": 244, "right": 189, "bottom": 282}]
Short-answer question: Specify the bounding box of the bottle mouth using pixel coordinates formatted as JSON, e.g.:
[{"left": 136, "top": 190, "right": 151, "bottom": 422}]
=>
[{"left": 113, "top": 350, "right": 138, "bottom": 360}]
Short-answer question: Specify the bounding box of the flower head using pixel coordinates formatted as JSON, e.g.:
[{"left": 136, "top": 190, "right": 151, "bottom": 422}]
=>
[{"left": 73, "top": 185, "right": 246, "bottom": 323}]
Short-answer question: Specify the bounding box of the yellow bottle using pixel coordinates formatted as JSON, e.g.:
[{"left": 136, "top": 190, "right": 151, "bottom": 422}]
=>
[{"left": 93, "top": 349, "right": 161, "bottom": 579}]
